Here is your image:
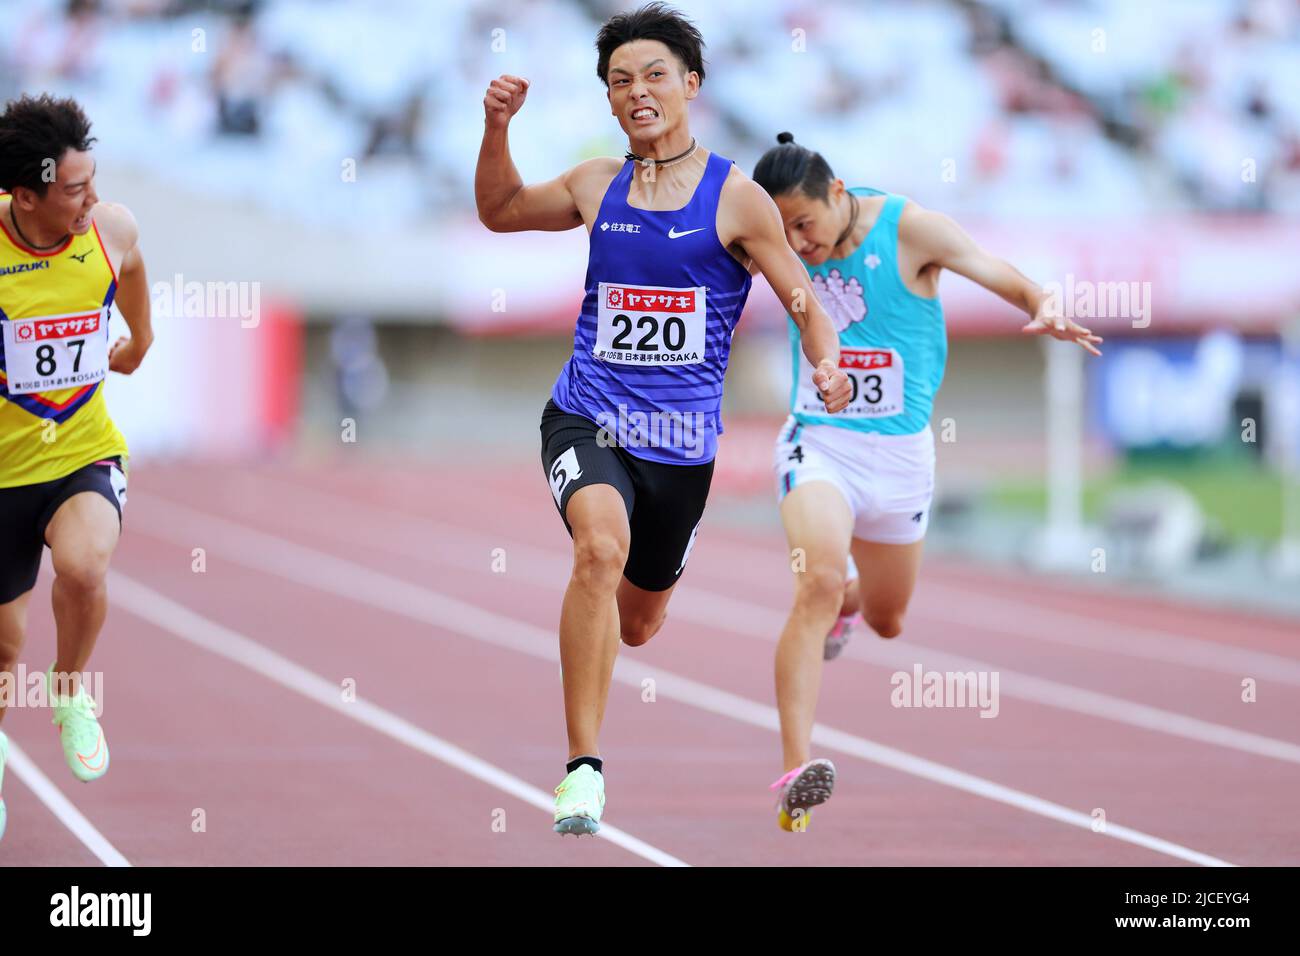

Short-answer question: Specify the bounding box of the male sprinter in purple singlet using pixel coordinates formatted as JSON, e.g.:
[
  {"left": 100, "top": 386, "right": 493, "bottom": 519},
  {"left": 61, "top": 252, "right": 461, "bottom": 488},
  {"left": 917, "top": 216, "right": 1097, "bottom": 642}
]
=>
[{"left": 475, "top": 3, "right": 851, "bottom": 836}]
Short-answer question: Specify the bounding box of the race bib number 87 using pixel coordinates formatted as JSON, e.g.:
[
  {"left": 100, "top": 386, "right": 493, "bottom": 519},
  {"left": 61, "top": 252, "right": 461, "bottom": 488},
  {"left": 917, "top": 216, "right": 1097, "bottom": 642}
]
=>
[
  {"left": 594, "top": 282, "right": 706, "bottom": 365},
  {"left": 2, "top": 308, "right": 109, "bottom": 395},
  {"left": 796, "top": 347, "right": 904, "bottom": 418}
]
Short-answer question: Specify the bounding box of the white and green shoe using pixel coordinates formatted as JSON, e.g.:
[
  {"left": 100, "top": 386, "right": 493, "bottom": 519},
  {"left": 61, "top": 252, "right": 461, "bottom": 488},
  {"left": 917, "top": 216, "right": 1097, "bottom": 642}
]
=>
[
  {"left": 553, "top": 765, "right": 605, "bottom": 836},
  {"left": 47, "top": 664, "right": 109, "bottom": 783},
  {"left": 0, "top": 728, "right": 9, "bottom": 843}
]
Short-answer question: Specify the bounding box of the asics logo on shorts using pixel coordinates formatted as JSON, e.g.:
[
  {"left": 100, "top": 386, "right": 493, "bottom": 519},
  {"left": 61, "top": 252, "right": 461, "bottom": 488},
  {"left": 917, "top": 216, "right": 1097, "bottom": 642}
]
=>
[{"left": 549, "top": 447, "right": 583, "bottom": 507}]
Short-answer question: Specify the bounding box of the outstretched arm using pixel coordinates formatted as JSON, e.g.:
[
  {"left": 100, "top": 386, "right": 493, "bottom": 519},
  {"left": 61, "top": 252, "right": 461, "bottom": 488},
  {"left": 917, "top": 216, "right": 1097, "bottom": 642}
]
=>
[{"left": 902, "top": 205, "right": 1102, "bottom": 356}]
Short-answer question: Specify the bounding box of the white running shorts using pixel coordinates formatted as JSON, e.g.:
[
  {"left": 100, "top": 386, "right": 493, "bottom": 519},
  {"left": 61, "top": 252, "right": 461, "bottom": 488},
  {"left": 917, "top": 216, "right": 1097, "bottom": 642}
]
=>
[{"left": 773, "top": 415, "right": 935, "bottom": 546}]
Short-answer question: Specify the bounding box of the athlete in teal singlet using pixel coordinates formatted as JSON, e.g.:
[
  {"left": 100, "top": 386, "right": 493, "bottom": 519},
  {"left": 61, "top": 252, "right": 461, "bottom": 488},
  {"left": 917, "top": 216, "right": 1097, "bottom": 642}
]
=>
[{"left": 754, "top": 133, "right": 1102, "bottom": 831}]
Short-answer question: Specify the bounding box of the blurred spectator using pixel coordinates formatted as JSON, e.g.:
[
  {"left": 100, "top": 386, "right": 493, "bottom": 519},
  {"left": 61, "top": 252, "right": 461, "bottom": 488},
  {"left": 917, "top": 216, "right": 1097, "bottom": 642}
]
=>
[
  {"left": 13, "top": 0, "right": 106, "bottom": 85},
  {"left": 1, "top": 0, "right": 1294, "bottom": 225},
  {"left": 211, "top": 3, "right": 272, "bottom": 135}
]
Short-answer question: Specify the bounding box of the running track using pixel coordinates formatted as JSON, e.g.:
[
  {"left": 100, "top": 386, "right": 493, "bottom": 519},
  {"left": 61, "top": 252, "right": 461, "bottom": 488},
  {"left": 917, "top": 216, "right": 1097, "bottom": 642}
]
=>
[{"left": 2, "top": 458, "right": 1298, "bottom": 866}]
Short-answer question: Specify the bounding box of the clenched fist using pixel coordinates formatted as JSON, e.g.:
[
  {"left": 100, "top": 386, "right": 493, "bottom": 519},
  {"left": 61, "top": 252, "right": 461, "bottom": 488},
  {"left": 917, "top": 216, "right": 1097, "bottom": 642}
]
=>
[
  {"left": 484, "top": 74, "right": 529, "bottom": 129},
  {"left": 813, "top": 358, "right": 852, "bottom": 414},
  {"left": 108, "top": 334, "right": 150, "bottom": 374}
]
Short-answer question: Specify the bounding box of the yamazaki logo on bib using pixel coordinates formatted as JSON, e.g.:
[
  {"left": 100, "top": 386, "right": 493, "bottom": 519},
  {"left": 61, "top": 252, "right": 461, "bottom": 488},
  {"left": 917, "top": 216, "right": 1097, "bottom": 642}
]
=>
[
  {"left": 2, "top": 308, "right": 110, "bottom": 394},
  {"left": 796, "top": 346, "right": 905, "bottom": 418},
  {"left": 605, "top": 286, "right": 696, "bottom": 312},
  {"left": 12, "top": 311, "right": 103, "bottom": 343},
  {"left": 842, "top": 350, "right": 893, "bottom": 371},
  {"left": 594, "top": 281, "right": 706, "bottom": 365}
]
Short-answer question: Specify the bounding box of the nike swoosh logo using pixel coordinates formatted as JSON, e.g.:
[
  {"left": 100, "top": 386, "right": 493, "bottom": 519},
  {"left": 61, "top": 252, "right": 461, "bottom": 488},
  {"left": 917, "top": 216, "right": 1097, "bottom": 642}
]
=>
[
  {"left": 667, "top": 227, "right": 705, "bottom": 239},
  {"left": 76, "top": 731, "right": 107, "bottom": 772}
]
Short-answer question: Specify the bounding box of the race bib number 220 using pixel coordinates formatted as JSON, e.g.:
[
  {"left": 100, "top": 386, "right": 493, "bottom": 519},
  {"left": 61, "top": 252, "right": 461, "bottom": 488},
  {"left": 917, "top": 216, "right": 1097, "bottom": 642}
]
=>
[
  {"left": 594, "top": 282, "right": 706, "bottom": 365},
  {"left": 2, "top": 308, "right": 109, "bottom": 395}
]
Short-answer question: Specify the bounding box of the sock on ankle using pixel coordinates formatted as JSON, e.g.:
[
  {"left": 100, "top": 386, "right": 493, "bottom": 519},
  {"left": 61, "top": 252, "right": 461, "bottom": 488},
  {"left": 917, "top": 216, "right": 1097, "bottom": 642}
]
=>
[{"left": 566, "top": 755, "right": 603, "bottom": 776}]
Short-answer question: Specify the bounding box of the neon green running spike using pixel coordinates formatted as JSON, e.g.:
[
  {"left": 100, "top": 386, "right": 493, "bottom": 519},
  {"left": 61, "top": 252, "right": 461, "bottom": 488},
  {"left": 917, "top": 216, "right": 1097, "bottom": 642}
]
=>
[
  {"left": 47, "top": 663, "right": 109, "bottom": 783},
  {"left": 553, "top": 765, "right": 604, "bottom": 836}
]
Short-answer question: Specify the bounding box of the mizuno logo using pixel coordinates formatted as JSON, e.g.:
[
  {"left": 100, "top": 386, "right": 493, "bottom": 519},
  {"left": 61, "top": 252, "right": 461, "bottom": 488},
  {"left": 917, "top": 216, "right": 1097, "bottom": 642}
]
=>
[
  {"left": 70, "top": 250, "right": 92, "bottom": 263},
  {"left": 668, "top": 226, "right": 705, "bottom": 239}
]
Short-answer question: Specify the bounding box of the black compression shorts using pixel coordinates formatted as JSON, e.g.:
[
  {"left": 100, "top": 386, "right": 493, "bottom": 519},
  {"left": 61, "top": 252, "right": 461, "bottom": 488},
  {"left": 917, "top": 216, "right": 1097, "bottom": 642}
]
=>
[
  {"left": 539, "top": 399, "right": 712, "bottom": 592},
  {"left": 0, "top": 456, "right": 126, "bottom": 603}
]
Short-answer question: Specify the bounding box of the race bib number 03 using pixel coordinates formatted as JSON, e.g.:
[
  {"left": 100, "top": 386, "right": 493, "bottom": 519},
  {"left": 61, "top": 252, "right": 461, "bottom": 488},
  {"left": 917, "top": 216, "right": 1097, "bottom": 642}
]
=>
[
  {"left": 2, "top": 308, "right": 109, "bottom": 395},
  {"left": 594, "top": 282, "right": 706, "bottom": 365},
  {"left": 796, "top": 347, "right": 904, "bottom": 418}
]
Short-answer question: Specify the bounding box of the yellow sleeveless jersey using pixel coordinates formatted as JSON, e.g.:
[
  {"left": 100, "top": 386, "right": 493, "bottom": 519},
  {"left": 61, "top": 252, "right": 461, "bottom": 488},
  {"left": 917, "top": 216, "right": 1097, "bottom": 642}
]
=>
[{"left": 0, "top": 196, "right": 128, "bottom": 487}]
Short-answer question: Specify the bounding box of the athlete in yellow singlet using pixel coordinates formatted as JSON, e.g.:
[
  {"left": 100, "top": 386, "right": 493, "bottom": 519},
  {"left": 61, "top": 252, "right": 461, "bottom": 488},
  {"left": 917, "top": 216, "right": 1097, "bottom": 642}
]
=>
[{"left": 0, "top": 95, "right": 154, "bottom": 842}]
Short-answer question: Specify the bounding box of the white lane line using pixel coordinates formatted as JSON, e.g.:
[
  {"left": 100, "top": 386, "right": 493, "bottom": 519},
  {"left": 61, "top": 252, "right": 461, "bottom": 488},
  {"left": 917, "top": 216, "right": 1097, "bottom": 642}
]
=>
[
  {"left": 5, "top": 741, "right": 131, "bottom": 866},
  {"left": 107, "top": 572, "right": 686, "bottom": 868},
  {"left": 668, "top": 588, "right": 1300, "bottom": 766},
  {"left": 916, "top": 582, "right": 1300, "bottom": 687},
  {"left": 638, "top": 664, "right": 1234, "bottom": 868},
  {"left": 676, "top": 530, "right": 1300, "bottom": 686},
  {"left": 126, "top": 495, "right": 1238, "bottom": 867},
  {"left": 409, "top": 476, "right": 1300, "bottom": 685},
  {"left": 213, "top": 476, "right": 1300, "bottom": 766}
]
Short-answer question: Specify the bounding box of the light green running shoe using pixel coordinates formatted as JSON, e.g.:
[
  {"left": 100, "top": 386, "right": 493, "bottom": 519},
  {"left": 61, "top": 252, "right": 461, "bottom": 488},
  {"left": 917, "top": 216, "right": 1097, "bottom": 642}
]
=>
[
  {"left": 47, "top": 663, "right": 109, "bottom": 782},
  {"left": 0, "top": 728, "right": 9, "bottom": 843},
  {"left": 553, "top": 765, "right": 605, "bottom": 836}
]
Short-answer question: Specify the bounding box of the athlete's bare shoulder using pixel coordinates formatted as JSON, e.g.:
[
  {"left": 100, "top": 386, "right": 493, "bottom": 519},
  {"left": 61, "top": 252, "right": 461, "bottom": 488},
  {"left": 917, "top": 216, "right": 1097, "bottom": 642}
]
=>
[
  {"left": 717, "top": 162, "right": 767, "bottom": 209},
  {"left": 895, "top": 197, "right": 970, "bottom": 293},
  {"left": 565, "top": 156, "right": 624, "bottom": 204},
  {"left": 897, "top": 198, "right": 966, "bottom": 258},
  {"left": 899, "top": 198, "right": 966, "bottom": 240},
  {"left": 90, "top": 202, "right": 139, "bottom": 254},
  {"left": 713, "top": 164, "right": 772, "bottom": 271},
  {"left": 566, "top": 155, "right": 623, "bottom": 185},
  {"left": 554, "top": 155, "right": 620, "bottom": 229},
  {"left": 897, "top": 197, "right": 931, "bottom": 230}
]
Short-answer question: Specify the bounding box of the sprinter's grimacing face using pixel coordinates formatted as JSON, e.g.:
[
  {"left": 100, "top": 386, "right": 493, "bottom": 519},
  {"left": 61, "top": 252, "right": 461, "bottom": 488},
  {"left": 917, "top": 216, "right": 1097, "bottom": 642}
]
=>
[{"left": 607, "top": 40, "right": 698, "bottom": 146}]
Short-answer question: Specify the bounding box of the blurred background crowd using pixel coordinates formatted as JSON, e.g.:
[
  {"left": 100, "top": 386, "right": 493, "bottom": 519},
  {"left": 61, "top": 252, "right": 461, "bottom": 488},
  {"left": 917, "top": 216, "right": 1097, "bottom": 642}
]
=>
[{"left": 3, "top": 0, "right": 1298, "bottom": 608}]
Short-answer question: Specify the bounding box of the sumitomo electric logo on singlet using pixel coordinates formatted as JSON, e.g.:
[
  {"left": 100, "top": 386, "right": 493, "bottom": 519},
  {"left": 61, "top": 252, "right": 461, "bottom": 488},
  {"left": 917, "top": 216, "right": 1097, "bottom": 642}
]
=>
[{"left": 599, "top": 221, "right": 641, "bottom": 233}]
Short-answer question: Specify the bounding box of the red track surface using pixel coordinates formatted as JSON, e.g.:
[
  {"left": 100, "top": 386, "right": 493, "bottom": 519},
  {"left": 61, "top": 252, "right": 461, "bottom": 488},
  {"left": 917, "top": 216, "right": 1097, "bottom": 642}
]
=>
[{"left": 2, "top": 458, "right": 1297, "bottom": 866}]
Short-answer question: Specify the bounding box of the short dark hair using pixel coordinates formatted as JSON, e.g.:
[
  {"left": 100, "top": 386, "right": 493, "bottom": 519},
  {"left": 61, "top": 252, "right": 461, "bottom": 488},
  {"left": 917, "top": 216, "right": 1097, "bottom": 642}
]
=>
[
  {"left": 595, "top": 2, "right": 706, "bottom": 88},
  {"left": 0, "top": 94, "right": 97, "bottom": 197},
  {"left": 753, "top": 132, "right": 836, "bottom": 202}
]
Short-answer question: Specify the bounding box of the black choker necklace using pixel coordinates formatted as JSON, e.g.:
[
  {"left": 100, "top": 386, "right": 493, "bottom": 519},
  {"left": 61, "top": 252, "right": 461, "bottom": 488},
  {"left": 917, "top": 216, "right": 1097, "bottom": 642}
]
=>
[
  {"left": 832, "top": 193, "right": 860, "bottom": 256},
  {"left": 9, "top": 206, "right": 69, "bottom": 251},
  {"left": 625, "top": 137, "right": 698, "bottom": 169}
]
